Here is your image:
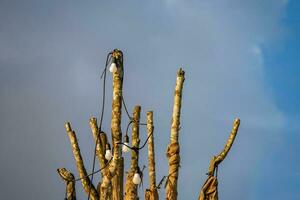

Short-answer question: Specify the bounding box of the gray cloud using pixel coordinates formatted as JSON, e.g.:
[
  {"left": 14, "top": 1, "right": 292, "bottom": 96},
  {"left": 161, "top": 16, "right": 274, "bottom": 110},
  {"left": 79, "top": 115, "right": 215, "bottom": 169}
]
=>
[{"left": 0, "top": 0, "right": 288, "bottom": 199}]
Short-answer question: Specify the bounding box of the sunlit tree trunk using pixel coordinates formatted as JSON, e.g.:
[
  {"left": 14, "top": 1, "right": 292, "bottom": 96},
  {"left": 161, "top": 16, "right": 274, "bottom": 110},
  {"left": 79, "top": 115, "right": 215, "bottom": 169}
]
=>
[
  {"left": 145, "top": 111, "right": 159, "bottom": 200},
  {"left": 198, "top": 119, "right": 240, "bottom": 200},
  {"left": 57, "top": 168, "right": 76, "bottom": 200},
  {"left": 124, "top": 106, "right": 141, "bottom": 200},
  {"left": 111, "top": 49, "right": 124, "bottom": 200},
  {"left": 166, "top": 68, "right": 185, "bottom": 200},
  {"left": 65, "top": 122, "right": 99, "bottom": 200}
]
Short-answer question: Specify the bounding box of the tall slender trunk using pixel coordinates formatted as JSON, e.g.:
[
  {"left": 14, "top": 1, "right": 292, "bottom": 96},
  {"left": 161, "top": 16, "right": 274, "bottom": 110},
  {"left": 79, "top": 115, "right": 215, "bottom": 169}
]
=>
[
  {"left": 166, "top": 68, "right": 185, "bottom": 200},
  {"left": 111, "top": 49, "right": 124, "bottom": 200},
  {"left": 145, "top": 111, "right": 159, "bottom": 200},
  {"left": 124, "top": 106, "right": 141, "bottom": 200}
]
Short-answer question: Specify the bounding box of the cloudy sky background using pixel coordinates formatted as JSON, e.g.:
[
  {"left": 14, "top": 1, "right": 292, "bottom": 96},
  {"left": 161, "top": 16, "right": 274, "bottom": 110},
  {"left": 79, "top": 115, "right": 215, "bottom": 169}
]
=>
[{"left": 0, "top": 0, "right": 299, "bottom": 199}]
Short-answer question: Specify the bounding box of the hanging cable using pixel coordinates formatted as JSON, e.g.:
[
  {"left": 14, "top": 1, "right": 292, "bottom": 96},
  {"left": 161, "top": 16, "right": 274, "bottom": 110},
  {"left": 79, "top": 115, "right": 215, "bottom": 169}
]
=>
[
  {"left": 85, "top": 49, "right": 148, "bottom": 199},
  {"left": 74, "top": 157, "right": 113, "bottom": 182},
  {"left": 87, "top": 52, "right": 112, "bottom": 200},
  {"left": 117, "top": 127, "right": 155, "bottom": 152},
  {"left": 122, "top": 97, "right": 133, "bottom": 120}
]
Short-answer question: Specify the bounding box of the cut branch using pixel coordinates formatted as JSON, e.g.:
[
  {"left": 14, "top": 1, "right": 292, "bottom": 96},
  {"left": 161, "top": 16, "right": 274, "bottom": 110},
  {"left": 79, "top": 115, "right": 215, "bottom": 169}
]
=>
[
  {"left": 65, "top": 122, "right": 99, "bottom": 200},
  {"left": 57, "top": 168, "right": 76, "bottom": 200},
  {"left": 166, "top": 68, "right": 185, "bottom": 200},
  {"left": 207, "top": 118, "right": 240, "bottom": 175},
  {"left": 198, "top": 118, "right": 241, "bottom": 200}
]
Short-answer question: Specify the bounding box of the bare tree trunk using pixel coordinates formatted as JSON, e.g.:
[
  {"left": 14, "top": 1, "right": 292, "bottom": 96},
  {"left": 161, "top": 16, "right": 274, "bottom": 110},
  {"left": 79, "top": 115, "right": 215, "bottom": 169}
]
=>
[
  {"left": 111, "top": 49, "right": 124, "bottom": 200},
  {"left": 100, "top": 171, "right": 113, "bottom": 200},
  {"left": 145, "top": 111, "right": 159, "bottom": 200},
  {"left": 166, "top": 68, "right": 185, "bottom": 200},
  {"left": 124, "top": 106, "right": 141, "bottom": 200},
  {"left": 65, "top": 122, "right": 99, "bottom": 200}
]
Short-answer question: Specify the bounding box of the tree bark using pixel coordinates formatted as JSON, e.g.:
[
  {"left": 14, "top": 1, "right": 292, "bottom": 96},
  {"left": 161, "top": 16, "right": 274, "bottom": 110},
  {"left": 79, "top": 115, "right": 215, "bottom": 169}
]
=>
[
  {"left": 198, "top": 118, "right": 240, "bottom": 200},
  {"left": 57, "top": 168, "right": 76, "bottom": 200},
  {"left": 207, "top": 118, "right": 240, "bottom": 175},
  {"left": 89, "top": 117, "right": 107, "bottom": 171},
  {"left": 166, "top": 68, "right": 185, "bottom": 200},
  {"left": 65, "top": 122, "right": 99, "bottom": 200},
  {"left": 111, "top": 49, "right": 124, "bottom": 200},
  {"left": 124, "top": 106, "right": 141, "bottom": 200},
  {"left": 145, "top": 111, "right": 159, "bottom": 200}
]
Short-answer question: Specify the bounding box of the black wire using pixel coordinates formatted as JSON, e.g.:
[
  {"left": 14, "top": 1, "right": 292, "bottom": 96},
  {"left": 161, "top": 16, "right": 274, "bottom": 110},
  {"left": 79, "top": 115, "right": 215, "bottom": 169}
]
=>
[
  {"left": 99, "top": 53, "right": 111, "bottom": 130},
  {"left": 117, "top": 127, "right": 154, "bottom": 152},
  {"left": 122, "top": 97, "right": 133, "bottom": 120},
  {"left": 215, "top": 165, "right": 218, "bottom": 178},
  {"left": 125, "top": 120, "right": 133, "bottom": 137},
  {"left": 119, "top": 53, "right": 148, "bottom": 125},
  {"left": 121, "top": 98, "right": 147, "bottom": 125},
  {"left": 85, "top": 50, "right": 147, "bottom": 199},
  {"left": 156, "top": 176, "right": 166, "bottom": 189},
  {"left": 87, "top": 52, "right": 112, "bottom": 200},
  {"left": 74, "top": 157, "right": 113, "bottom": 182}
]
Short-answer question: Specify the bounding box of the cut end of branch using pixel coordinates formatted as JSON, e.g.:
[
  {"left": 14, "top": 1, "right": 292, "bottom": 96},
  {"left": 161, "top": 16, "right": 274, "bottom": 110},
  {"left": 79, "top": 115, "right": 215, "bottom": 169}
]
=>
[
  {"left": 234, "top": 118, "right": 240, "bottom": 125},
  {"left": 177, "top": 67, "right": 185, "bottom": 78},
  {"left": 90, "top": 117, "right": 97, "bottom": 124},
  {"left": 65, "top": 122, "right": 72, "bottom": 132},
  {"left": 147, "top": 111, "right": 153, "bottom": 116},
  {"left": 57, "top": 168, "right": 75, "bottom": 182}
]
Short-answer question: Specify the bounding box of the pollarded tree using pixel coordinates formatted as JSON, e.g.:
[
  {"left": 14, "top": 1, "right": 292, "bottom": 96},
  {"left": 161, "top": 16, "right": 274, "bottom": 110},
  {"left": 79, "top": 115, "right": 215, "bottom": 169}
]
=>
[{"left": 57, "top": 49, "right": 240, "bottom": 200}]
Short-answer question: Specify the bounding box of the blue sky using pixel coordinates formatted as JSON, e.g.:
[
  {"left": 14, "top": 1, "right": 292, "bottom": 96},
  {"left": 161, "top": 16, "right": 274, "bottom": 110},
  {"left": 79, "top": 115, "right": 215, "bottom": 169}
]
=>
[
  {"left": 0, "top": 0, "right": 299, "bottom": 199},
  {"left": 257, "top": 1, "right": 300, "bottom": 199},
  {"left": 265, "top": 1, "right": 300, "bottom": 117}
]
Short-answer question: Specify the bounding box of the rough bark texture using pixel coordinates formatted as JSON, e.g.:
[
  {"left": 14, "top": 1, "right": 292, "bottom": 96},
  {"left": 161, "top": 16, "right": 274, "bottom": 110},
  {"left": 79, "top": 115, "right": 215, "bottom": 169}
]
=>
[
  {"left": 111, "top": 49, "right": 124, "bottom": 200},
  {"left": 166, "top": 68, "right": 185, "bottom": 200},
  {"left": 145, "top": 189, "right": 159, "bottom": 200},
  {"left": 89, "top": 117, "right": 107, "bottom": 170},
  {"left": 89, "top": 117, "right": 114, "bottom": 200},
  {"left": 124, "top": 106, "right": 141, "bottom": 200},
  {"left": 57, "top": 168, "right": 76, "bottom": 200},
  {"left": 100, "top": 132, "right": 108, "bottom": 157},
  {"left": 65, "top": 122, "right": 99, "bottom": 200},
  {"left": 198, "top": 176, "right": 218, "bottom": 200},
  {"left": 100, "top": 172, "right": 113, "bottom": 200},
  {"left": 198, "top": 118, "right": 240, "bottom": 200},
  {"left": 207, "top": 118, "right": 240, "bottom": 175},
  {"left": 144, "top": 111, "right": 158, "bottom": 200}
]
